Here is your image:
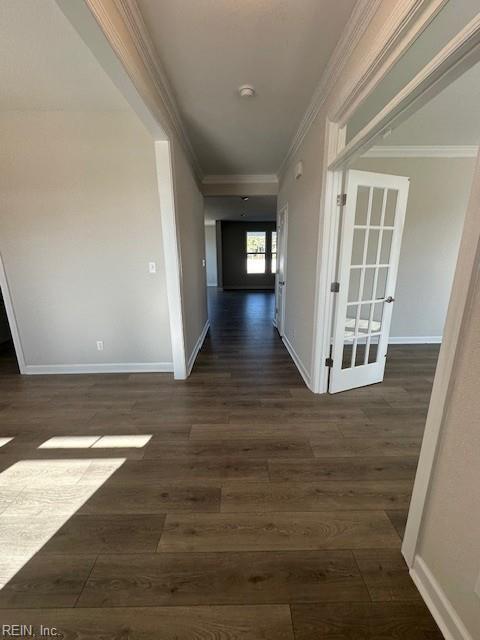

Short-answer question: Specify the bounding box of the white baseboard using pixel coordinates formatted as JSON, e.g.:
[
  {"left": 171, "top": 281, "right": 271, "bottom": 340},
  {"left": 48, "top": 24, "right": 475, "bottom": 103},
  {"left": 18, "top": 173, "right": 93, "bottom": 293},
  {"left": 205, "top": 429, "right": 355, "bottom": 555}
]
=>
[
  {"left": 282, "top": 334, "right": 312, "bottom": 390},
  {"left": 389, "top": 336, "right": 442, "bottom": 344},
  {"left": 187, "top": 319, "right": 210, "bottom": 375},
  {"left": 24, "top": 362, "right": 174, "bottom": 375},
  {"left": 410, "top": 556, "right": 474, "bottom": 640}
]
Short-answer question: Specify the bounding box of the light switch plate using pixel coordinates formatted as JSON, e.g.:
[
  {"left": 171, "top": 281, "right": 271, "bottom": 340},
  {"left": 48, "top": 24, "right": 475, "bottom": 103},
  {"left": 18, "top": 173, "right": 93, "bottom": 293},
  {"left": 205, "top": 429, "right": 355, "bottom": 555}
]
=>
[
  {"left": 96, "top": 341, "right": 104, "bottom": 351},
  {"left": 149, "top": 262, "right": 157, "bottom": 273}
]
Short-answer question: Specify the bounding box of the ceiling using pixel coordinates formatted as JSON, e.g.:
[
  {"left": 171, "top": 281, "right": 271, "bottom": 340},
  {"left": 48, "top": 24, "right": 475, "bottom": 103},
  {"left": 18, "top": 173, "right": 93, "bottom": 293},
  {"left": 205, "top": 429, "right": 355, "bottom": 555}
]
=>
[
  {"left": 0, "top": 0, "right": 128, "bottom": 111},
  {"left": 376, "top": 59, "right": 480, "bottom": 147},
  {"left": 135, "top": 0, "right": 357, "bottom": 175},
  {"left": 204, "top": 196, "right": 277, "bottom": 223}
]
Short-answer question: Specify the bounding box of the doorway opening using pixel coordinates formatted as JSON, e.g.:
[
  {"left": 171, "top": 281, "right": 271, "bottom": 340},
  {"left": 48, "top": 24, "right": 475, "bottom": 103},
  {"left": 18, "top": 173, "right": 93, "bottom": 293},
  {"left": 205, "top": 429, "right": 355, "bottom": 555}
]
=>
[
  {"left": 0, "top": 289, "right": 17, "bottom": 374},
  {"left": 315, "top": 18, "right": 480, "bottom": 596},
  {"left": 204, "top": 195, "right": 280, "bottom": 330},
  {"left": 0, "top": 257, "right": 24, "bottom": 375}
]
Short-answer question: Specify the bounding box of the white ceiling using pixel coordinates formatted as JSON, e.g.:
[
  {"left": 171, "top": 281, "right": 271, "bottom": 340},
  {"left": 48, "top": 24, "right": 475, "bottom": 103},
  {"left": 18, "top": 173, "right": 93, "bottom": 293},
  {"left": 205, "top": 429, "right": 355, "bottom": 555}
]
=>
[
  {"left": 136, "top": 0, "right": 357, "bottom": 175},
  {"left": 376, "top": 58, "right": 480, "bottom": 147},
  {"left": 0, "top": 0, "right": 128, "bottom": 111},
  {"left": 205, "top": 196, "right": 277, "bottom": 223}
]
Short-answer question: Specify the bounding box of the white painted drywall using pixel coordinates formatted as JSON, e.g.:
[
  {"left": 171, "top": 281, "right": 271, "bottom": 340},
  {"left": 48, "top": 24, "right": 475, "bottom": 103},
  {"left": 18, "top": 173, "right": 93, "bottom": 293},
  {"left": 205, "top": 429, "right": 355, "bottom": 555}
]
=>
[
  {"left": 414, "top": 238, "right": 480, "bottom": 638},
  {"left": 171, "top": 137, "right": 208, "bottom": 361},
  {"left": 353, "top": 157, "right": 475, "bottom": 340},
  {"left": 277, "top": 112, "right": 327, "bottom": 377},
  {"left": 205, "top": 225, "right": 218, "bottom": 286},
  {"left": 0, "top": 110, "right": 172, "bottom": 368}
]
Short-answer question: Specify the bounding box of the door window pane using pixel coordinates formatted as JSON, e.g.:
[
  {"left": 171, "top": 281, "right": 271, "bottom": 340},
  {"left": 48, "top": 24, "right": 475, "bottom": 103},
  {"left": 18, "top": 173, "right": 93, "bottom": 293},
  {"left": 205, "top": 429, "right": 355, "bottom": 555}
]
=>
[
  {"left": 351, "top": 229, "right": 366, "bottom": 265},
  {"left": 385, "top": 190, "right": 398, "bottom": 226},
  {"left": 354, "top": 186, "right": 370, "bottom": 225},
  {"left": 370, "top": 188, "right": 385, "bottom": 226}
]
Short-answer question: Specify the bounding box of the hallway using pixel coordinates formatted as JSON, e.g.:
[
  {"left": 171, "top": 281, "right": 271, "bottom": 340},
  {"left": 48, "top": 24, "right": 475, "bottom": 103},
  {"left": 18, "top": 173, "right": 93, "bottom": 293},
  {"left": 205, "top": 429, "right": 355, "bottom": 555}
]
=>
[{"left": 0, "top": 290, "right": 442, "bottom": 638}]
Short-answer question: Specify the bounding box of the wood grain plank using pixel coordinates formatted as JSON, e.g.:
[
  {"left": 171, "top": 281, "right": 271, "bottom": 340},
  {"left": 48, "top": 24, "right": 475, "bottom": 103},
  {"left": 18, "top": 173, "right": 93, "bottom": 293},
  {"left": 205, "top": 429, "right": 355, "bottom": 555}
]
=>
[
  {"left": 0, "top": 606, "right": 294, "bottom": 639},
  {"left": 291, "top": 602, "right": 443, "bottom": 639},
  {"left": 221, "top": 480, "right": 413, "bottom": 512},
  {"left": 158, "top": 512, "right": 400, "bottom": 552},
  {"left": 78, "top": 551, "right": 369, "bottom": 607}
]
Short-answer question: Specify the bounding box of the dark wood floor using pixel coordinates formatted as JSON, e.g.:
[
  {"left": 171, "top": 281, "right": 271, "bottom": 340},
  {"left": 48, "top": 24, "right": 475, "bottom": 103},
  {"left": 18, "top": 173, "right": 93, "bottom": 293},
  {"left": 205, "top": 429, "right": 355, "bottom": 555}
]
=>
[{"left": 0, "top": 289, "right": 443, "bottom": 638}]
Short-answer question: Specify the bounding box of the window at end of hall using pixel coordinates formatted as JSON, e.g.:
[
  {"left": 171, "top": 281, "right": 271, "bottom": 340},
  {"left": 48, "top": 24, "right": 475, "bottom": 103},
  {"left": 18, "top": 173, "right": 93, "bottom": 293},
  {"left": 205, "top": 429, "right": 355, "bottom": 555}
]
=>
[{"left": 246, "top": 230, "right": 277, "bottom": 274}]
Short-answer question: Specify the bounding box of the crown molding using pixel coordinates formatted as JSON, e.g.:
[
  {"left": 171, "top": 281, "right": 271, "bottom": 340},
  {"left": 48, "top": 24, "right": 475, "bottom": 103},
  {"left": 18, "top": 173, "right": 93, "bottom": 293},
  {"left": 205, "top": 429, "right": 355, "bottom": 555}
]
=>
[
  {"left": 331, "top": 0, "right": 448, "bottom": 124},
  {"left": 278, "top": 0, "right": 450, "bottom": 181},
  {"left": 112, "top": 0, "right": 204, "bottom": 182},
  {"left": 277, "top": 0, "right": 382, "bottom": 179},
  {"left": 202, "top": 174, "right": 279, "bottom": 185},
  {"left": 365, "top": 145, "right": 479, "bottom": 158}
]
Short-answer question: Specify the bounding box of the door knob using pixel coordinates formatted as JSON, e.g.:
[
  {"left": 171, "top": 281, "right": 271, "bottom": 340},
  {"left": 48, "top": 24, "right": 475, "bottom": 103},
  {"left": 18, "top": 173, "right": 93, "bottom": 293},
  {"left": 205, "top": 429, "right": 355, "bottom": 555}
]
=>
[
  {"left": 279, "top": 281, "right": 285, "bottom": 286},
  {"left": 385, "top": 296, "right": 395, "bottom": 303}
]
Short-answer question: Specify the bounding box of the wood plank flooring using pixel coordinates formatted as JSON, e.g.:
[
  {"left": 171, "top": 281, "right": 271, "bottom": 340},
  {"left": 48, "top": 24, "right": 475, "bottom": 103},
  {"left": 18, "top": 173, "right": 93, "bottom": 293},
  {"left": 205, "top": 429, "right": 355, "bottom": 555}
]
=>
[{"left": 0, "top": 290, "right": 443, "bottom": 638}]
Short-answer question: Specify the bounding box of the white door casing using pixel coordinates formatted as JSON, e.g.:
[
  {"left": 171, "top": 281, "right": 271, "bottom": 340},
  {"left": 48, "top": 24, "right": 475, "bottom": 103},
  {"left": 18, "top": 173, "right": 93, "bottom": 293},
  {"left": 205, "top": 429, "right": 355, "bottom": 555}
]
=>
[
  {"left": 329, "top": 170, "right": 409, "bottom": 393},
  {"left": 275, "top": 205, "right": 288, "bottom": 336}
]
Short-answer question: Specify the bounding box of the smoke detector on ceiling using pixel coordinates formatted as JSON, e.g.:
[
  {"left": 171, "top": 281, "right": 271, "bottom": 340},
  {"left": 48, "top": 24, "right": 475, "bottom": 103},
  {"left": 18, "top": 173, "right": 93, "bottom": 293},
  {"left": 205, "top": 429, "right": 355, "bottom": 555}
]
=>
[{"left": 238, "top": 85, "right": 255, "bottom": 98}]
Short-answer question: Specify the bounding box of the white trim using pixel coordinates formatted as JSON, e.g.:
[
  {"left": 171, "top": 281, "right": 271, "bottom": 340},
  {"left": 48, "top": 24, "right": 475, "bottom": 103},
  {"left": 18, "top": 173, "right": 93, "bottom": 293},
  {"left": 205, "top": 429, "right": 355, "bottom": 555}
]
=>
[
  {"left": 24, "top": 362, "right": 173, "bottom": 375},
  {"left": 332, "top": 0, "right": 449, "bottom": 124},
  {"left": 0, "top": 255, "right": 26, "bottom": 374},
  {"left": 275, "top": 204, "right": 289, "bottom": 336},
  {"left": 311, "top": 121, "right": 346, "bottom": 394},
  {"left": 187, "top": 319, "right": 210, "bottom": 375},
  {"left": 389, "top": 336, "right": 442, "bottom": 344},
  {"left": 154, "top": 140, "right": 188, "bottom": 380},
  {"left": 202, "top": 174, "right": 278, "bottom": 185},
  {"left": 282, "top": 334, "right": 312, "bottom": 390},
  {"left": 331, "top": 14, "right": 480, "bottom": 169},
  {"left": 410, "top": 556, "right": 475, "bottom": 640},
  {"left": 365, "top": 145, "right": 479, "bottom": 158},
  {"left": 278, "top": 0, "right": 381, "bottom": 178}
]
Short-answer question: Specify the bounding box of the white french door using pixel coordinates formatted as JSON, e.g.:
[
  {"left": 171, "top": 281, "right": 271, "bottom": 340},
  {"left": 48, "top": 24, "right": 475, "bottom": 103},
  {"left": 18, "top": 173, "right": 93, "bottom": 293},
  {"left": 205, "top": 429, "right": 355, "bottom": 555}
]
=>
[
  {"left": 275, "top": 205, "right": 288, "bottom": 336},
  {"left": 329, "top": 170, "right": 410, "bottom": 393}
]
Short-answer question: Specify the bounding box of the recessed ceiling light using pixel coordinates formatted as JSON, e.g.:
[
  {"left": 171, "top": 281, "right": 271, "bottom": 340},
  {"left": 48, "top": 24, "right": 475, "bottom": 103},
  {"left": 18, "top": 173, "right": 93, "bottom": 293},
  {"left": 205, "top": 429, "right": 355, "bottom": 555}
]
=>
[{"left": 238, "top": 85, "right": 255, "bottom": 98}]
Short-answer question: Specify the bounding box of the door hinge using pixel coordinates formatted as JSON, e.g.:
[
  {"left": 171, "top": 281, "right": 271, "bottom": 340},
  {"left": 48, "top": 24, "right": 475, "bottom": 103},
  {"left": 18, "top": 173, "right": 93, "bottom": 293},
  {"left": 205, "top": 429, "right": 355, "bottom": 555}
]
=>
[
  {"left": 336, "top": 193, "right": 347, "bottom": 206},
  {"left": 325, "top": 357, "right": 334, "bottom": 368},
  {"left": 330, "top": 281, "right": 340, "bottom": 293}
]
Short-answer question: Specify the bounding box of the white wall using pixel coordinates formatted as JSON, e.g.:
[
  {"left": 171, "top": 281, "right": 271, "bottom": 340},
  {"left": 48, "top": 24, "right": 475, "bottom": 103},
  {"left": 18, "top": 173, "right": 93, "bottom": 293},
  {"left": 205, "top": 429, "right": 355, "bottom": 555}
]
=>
[
  {"left": 170, "top": 137, "right": 208, "bottom": 364},
  {"left": 353, "top": 156, "right": 475, "bottom": 340},
  {"left": 204, "top": 224, "right": 218, "bottom": 286},
  {"left": 0, "top": 110, "right": 172, "bottom": 370},
  {"left": 410, "top": 154, "right": 480, "bottom": 639}
]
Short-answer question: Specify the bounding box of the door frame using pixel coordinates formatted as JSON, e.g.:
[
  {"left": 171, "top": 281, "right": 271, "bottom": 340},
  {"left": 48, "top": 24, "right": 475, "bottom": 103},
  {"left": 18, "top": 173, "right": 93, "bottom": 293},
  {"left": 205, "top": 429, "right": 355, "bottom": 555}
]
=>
[
  {"left": 310, "top": 13, "right": 480, "bottom": 571},
  {"left": 274, "top": 204, "right": 288, "bottom": 336},
  {"left": 0, "top": 254, "right": 26, "bottom": 374}
]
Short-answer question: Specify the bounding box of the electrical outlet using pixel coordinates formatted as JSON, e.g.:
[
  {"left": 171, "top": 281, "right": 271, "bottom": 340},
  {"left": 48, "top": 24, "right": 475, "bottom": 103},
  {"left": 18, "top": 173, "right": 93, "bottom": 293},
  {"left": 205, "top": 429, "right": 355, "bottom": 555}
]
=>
[
  {"left": 148, "top": 262, "right": 157, "bottom": 274},
  {"left": 202, "top": 258, "right": 206, "bottom": 267},
  {"left": 96, "top": 341, "right": 104, "bottom": 351}
]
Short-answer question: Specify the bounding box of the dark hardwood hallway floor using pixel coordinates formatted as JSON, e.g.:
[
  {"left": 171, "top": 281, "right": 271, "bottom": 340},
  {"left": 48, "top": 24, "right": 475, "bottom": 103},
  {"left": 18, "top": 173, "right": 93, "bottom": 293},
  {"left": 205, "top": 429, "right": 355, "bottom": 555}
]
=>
[{"left": 0, "top": 289, "right": 443, "bottom": 638}]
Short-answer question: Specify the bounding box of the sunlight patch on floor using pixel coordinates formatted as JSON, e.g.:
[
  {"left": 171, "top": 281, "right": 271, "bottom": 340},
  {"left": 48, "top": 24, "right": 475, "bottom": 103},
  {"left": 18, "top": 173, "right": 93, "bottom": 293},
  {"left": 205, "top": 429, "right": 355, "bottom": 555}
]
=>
[
  {"left": 38, "top": 435, "right": 152, "bottom": 449},
  {"left": 0, "top": 437, "right": 14, "bottom": 448},
  {"left": 0, "top": 458, "right": 124, "bottom": 589}
]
